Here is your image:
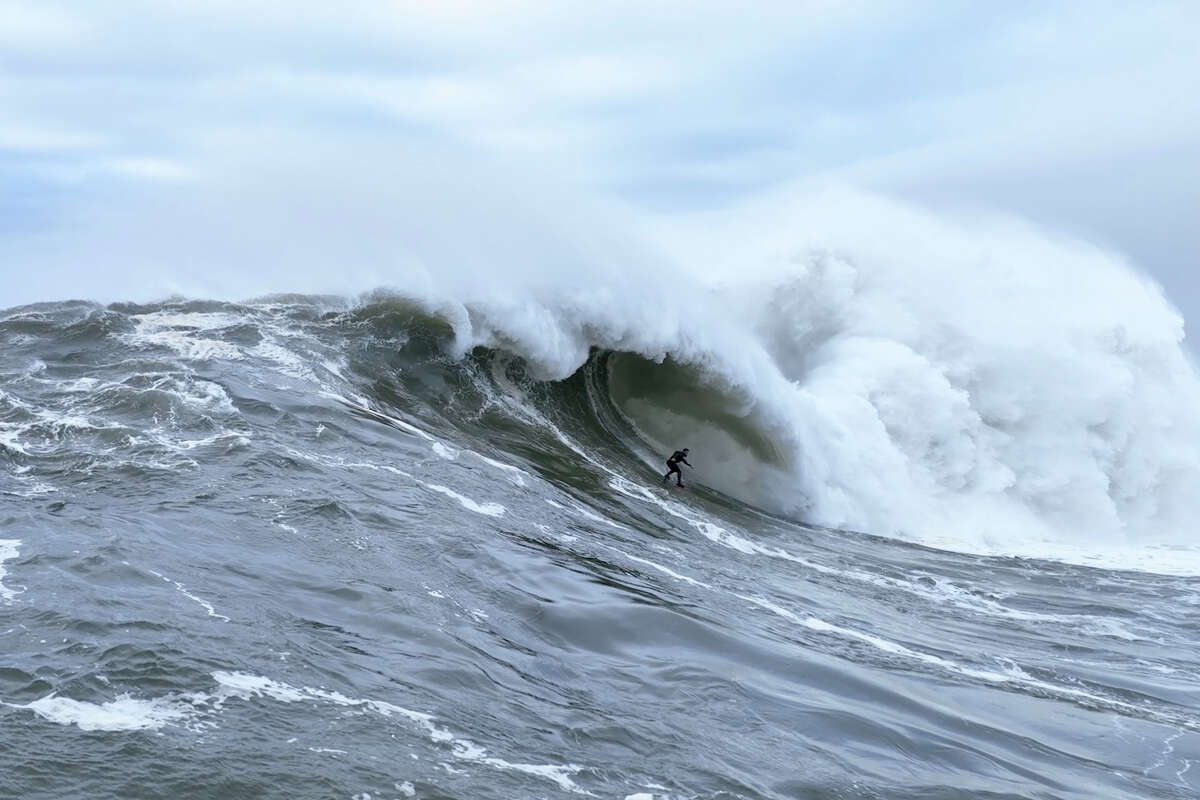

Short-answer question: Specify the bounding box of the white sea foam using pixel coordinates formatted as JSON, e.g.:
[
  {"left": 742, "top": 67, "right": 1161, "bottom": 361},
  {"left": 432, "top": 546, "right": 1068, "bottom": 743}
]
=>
[
  {"left": 2, "top": 372, "right": 244, "bottom": 463},
  {"left": 16, "top": 694, "right": 192, "bottom": 731},
  {"left": 571, "top": 501, "right": 628, "bottom": 530},
  {"left": 422, "top": 483, "right": 506, "bottom": 517},
  {"left": 148, "top": 569, "right": 230, "bottom": 622},
  {"left": 131, "top": 310, "right": 247, "bottom": 333},
  {"left": 252, "top": 338, "right": 316, "bottom": 380},
  {"left": 124, "top": 311, "right": 334, "bottom": 387},
  {"left": 54, "top": 376, "right": 103, "bottom": 394},
  {"left": 0, "top": 427, "right": 29, "bottom": 455},
  {"left": 128, "top": 325, "right": 245, "bottom": 362},
  {"left": 1079, "top": 618, "right": 1148, "bottom": 642},
  {"left": 326, "top": 393, "right": 436, "bottom": 442},
  {"left": 431, "top": 442, "right": 459, "bottom": 460},
  {"left": 213, "top": 671, "right": 311, "bottom": 703},
  {"left": 6, "top": 478, "right": 56, "bottom": 498},
  {"left": 285, "top": 447, "right": 511, "bottom": 521},
  {"left": 430, "top": 441, "right": 529, "bottom": 487},
  {"left": 610, "top": 548, "right": 709, "bottom": 588},
  {"left": 173, "top": 432, "right": 251, "bottom": 451},
  {"left": 469, "top": 452, "right": 528, "bottom": 486},
  {"left": 156, "top": 375, "right": 238, "bottom": 415},
  {"left": 0, "top": 540, "right": 22, "bottom": 602}
]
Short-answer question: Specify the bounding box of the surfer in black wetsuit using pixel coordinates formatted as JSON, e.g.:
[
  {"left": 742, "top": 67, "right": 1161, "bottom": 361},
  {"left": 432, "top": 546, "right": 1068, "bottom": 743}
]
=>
[{"left": 662, "top": 448, "right": 691, "bottom": 487}]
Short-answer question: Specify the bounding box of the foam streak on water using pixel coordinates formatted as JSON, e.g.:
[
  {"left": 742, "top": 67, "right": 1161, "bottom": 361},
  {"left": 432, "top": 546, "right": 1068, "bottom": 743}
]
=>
[{"left": 0, "top": 540, "right": 21, "bottom": 602}]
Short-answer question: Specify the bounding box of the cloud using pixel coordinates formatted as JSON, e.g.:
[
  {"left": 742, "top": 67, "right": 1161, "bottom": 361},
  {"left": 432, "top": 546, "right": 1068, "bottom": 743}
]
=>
[
  {"left": 0, "top": 2, "right": 86, "bottom": 49},
  {"left": 0, "top": 124, "right": 105, "bottom": 153},
  {"left": 0, "top": 0, "right": 1197, "bottom": 325}
]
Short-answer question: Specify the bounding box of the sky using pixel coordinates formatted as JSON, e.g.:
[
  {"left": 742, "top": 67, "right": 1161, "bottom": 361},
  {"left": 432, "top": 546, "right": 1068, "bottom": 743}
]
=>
[{"left": 1, "top": 0, "right": 1197, "bottom": 326}]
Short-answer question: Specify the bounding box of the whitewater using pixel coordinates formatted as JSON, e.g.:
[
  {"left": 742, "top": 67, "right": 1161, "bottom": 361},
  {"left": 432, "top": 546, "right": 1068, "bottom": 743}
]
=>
[{"left": 3, "top": 185, "right": 1200, "bottom": 799}]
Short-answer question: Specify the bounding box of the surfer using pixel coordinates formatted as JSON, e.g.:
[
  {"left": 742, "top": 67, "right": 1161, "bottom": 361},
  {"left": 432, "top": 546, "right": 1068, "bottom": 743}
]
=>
[{"left": 662, "top": 448, "right": 692, "bottom": 488}]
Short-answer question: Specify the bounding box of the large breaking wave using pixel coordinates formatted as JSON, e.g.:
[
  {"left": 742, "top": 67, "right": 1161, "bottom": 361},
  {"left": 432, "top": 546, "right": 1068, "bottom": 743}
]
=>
[
  {"left": 5, "top": 166, "right": 1200, "bottom": 570},
  {"left": 401, "top": 190, "right": 1200, "bottom": 570}
]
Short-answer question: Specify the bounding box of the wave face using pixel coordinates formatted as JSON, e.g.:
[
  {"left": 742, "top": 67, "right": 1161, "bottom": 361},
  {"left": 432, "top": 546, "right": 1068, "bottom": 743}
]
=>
[{"left": 2, "top": 296, "right": 1199, "bottom": 799}]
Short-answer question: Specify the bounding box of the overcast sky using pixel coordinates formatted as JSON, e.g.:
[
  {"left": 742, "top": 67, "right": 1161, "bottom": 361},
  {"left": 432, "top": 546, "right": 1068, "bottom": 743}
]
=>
[{"left": 2, "top": 1, "right": 1197, "bottom": 325}]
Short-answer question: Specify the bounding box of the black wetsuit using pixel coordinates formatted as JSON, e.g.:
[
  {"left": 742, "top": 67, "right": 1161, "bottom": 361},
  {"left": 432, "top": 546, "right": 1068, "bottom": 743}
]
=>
[{"left": 662, "top": 450, "right": 691, "bottom": 487}]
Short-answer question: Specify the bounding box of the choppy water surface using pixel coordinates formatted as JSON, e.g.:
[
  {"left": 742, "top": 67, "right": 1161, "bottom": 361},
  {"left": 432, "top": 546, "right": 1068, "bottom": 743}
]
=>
[{"left": 2, "top": 298, "right": 1198, "bottom": 799}]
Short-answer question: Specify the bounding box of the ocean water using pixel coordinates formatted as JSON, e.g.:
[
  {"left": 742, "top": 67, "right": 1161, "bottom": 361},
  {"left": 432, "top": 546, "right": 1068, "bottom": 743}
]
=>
[{"left": 1, "top": 289, "right": 1198, "bottom": 800}]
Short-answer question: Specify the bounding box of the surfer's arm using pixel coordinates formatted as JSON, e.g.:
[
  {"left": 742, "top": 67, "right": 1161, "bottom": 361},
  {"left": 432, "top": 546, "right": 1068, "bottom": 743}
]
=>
[{"left": 681, "top": 458, "right": 692, "bottom": 467}]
